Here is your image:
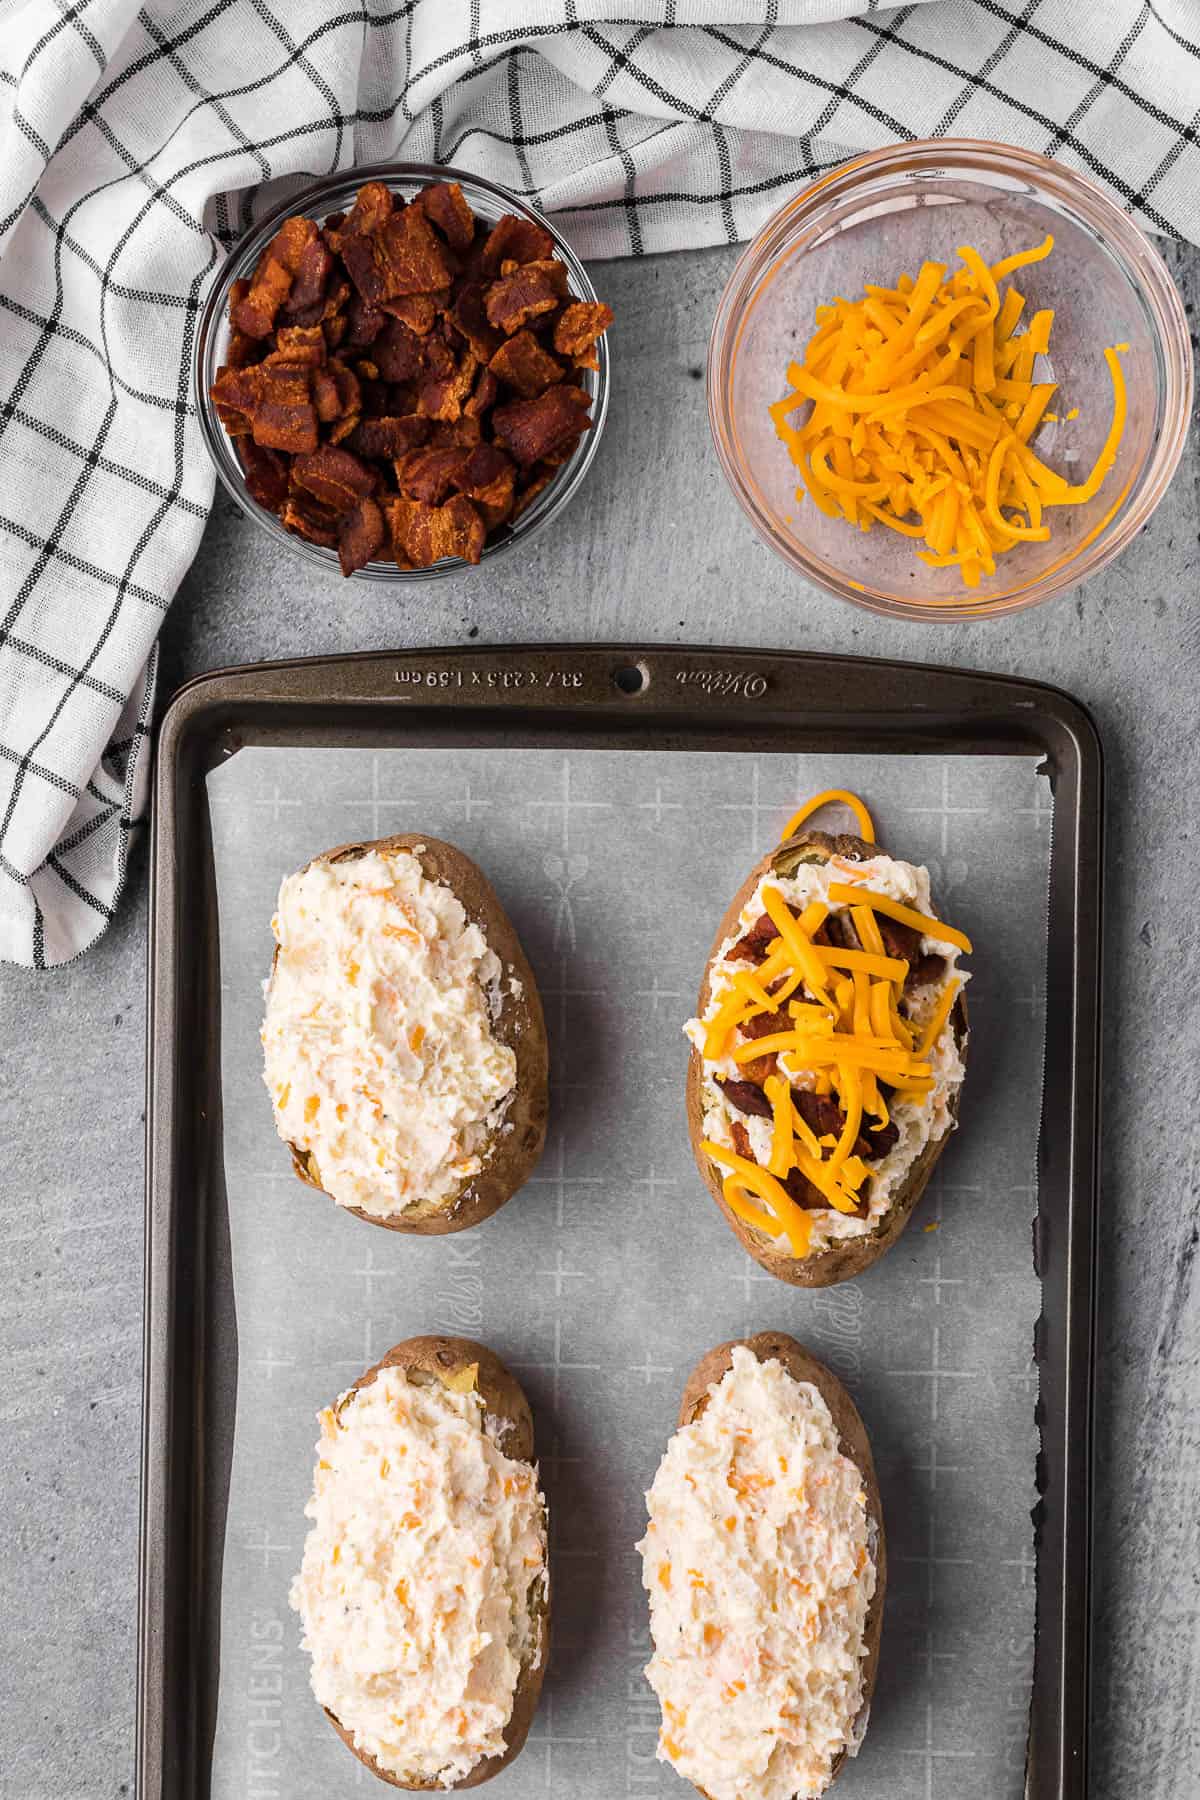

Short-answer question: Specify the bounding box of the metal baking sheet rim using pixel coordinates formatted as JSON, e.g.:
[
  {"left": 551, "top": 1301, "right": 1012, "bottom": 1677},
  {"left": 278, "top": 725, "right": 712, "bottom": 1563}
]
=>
[{"left": 140, "top": 643, "right": 1102, "bottom": 1800}]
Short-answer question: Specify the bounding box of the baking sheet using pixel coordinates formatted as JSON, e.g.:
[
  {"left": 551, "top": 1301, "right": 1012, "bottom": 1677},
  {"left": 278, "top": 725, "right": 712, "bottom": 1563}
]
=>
[{"left": 206, "top": 745, "right": 1047, "bottom": 1800}]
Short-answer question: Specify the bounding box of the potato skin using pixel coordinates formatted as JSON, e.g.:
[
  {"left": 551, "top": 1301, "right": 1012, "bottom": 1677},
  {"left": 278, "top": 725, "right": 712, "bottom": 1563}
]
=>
[
  {"left": 275, "top": 833, "right": 548, "bottom": 1234},
  {"left": 323, "top": 1335, "right": 549, "bottom": 1790},
  {"left": 677, "top": 1332, "right": 885, "bottom": 1794},
  {"left": 687, "top": 830, "right": 968, "bottom": 1287}
]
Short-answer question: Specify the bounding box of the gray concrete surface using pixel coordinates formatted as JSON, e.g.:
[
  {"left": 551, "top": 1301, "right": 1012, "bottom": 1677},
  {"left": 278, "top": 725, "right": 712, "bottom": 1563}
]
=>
[{"left": 1, "top": 238, "right": 1198, "bottom": 1798}]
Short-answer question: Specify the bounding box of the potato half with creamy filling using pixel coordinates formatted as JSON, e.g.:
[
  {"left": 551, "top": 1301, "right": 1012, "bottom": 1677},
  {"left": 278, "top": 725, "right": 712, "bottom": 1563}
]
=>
[
  {"left": 686, "top": 797, "right": 970, "bottom": 1286},
  {"left": 290, "top": 1335, "right": 549, "bottom": 1790},
  {"left": 262, "top": 834, "right": 547, "bottom": 1231},
  {"left": 638, "top": 1334, "right": 884, "bottom": 1800}
]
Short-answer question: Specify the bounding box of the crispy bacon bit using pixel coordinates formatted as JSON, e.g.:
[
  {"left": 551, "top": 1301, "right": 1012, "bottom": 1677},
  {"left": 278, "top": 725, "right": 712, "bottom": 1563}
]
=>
[
  {"left": 489, "top": 328, "right": 563, "bottom": 397},
  {"left": 386, "top": 494, "right": 485, "bottom": 568},
  {"left": 729, "top": 913, "right": 778, "bottom": 963},
  {"left": 267, "top": 324, "right": 326, "bottom": 367},
  {"left": 394, "top": 445, "right": 470, "bottom": 505},
  {"left": 371, "top": 318, "right": 426, "bottom": 384},
  {"left": 485, "top": 259, "right": 569, "bottom": 335},
  {"left": 737, "top": 1051, "right": 778, "bottom": 1086},
  {"left": 416, "top": 181, "right": 477, "bottom": 252},
  {"left": 212, "top": 178, "right": 611, "bottom": 569},
  {"left": 417, "top": 348, "right": 476, "bottom": 423},
  {"left": 284, "top": 234, "right": 333, "bottom": 318},
  {"left": 337, "top": 496, "right": 387, "bottom": 576},
  {"left": 312, "top": 360, "right": 360, "bottom": 424},
  {"left": 479, "top": 213, "right": 555, "bottom": 275},
  {"left": 345, "top": 295, "right": 386, "bottom": 348},
  {"left": 553, "top": 300, "right": 614, "bottom": 359},
  {"left": 716, "top": 1078, "right": 773, "bottom": 1119},
  {"left": 291, "top": 445, "right": 379, "bottom": 511},
  {"left": 739, "top": 1007, "right": 790, "bottom": 1041},
  {"left": 449, "top": 279, "right": 502, "bottom": 362},
  {"left": 380, "top": 292, "right": 439, "bottom": 335},
  {"left": 347, "top": 414, "right": 430, "bottom": 459},
  {"left": 454, "top": 443, "right": 516, "bottom": 529},
  {"left": 783, "top": 1169, "right": 836, "bottom": 1212},
  {"left": 238, "top": 439, "right": 289, "bottom": 511},
  {"left": 280, "top": 494, "right": 339, "bottom": 547},
  {"left": 326, "top": 180, "right": 394, "bottom": 249},
  {"left": 908, "top": 951, "right": 946, "bottom": 988},
  {"left": 465, "top": 366, "right": 499, "bottom": 418},
  {"left": 212, "top": 362, "right": 319, "bottom": 453},
  {"left": 730, "top": 1120, "right": 753, "bottom": 1161},
  {"left": 493, "top": 384, "right": 591, "bottom": 468},
  {"left": 877, "top": 913, "right": 922, "bottom": 962}
]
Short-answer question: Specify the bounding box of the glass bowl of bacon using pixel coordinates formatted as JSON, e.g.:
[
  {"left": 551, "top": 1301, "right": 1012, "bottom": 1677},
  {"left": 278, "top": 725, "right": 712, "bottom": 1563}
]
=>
[
  {"left": 708, "top": 140, "right": 1191, "bottom": 620},
  {"left": 196, "top": 163, "right": 613, "bottom": 579}
]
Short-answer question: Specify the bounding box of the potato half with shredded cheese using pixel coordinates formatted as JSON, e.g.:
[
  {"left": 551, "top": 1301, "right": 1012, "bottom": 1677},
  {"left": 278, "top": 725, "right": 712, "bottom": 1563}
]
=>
[
  {"left": 639, "top": 1334, "right": 884, "bottom": 1800},
  {"left": 291, "top": 1335, "right": 549, "bottom": 1789},
  {"left": 770, "top": 234, "right": 1128, "bottom": 589},
  {"left": 685, "top": 790, "right": 969, "bottom": 1287},
  {"left": 262, "top": 833, "right": 547, "bottom": 1231}
]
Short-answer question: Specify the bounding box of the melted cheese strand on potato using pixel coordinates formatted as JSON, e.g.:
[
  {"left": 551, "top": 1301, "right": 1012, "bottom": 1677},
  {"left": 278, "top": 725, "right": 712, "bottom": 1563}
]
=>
[
  {"left": 262, "top": 847, "right": 518, "bottom": 1219},
  {"left": 639, "top": 1347, "right": 876, "bottom": 1800},
  {"left": 290, "top": 1365, "right": 547, "bottom": 1786}
]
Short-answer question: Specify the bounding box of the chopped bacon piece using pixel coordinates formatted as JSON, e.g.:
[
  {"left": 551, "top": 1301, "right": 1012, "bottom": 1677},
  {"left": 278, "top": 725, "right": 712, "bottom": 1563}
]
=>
[
  {"left": 453, "top": 443, "right": 516, "bottom": 529},
  {"left": 509, "top": 462, "right": 554, "bottom": 521},
  {"left": 283, "top": 234, "right": 333, "bottom": 318},
  {"left": 553, "top": 300, "right": 613, "bottom": 359},
  {"left": 417, "top": 348, "right": 477, "bottom": 423},
  {"left": 232, "top": 217, "right": 319, "bottom": 338},
  {"left": 394, "top": 446, "right": 470, "bottom": 505},
  {"left": 415, "top": 181, "right": 476, "bottom": 252},
  {"left": 238, "top": 440, "right": 289, "bottom": 511},
  {"left": 374, "top": 204, "right": 455, "bottom": 298},
  {"left": 325, "top": 181, "right": 393, "bottom": 250},
  {"left": 371, "top": 317, "right": 426, "bottom": 384},
  {"left": 730, "top": 1121, "right": 754, "bottom": 1161},
  {"left": 211, "top": 362, "right": 319, "bottom": 453},
  {"left": 312, "top": 360, "right": 360, "bottom": 424},
  {"left": 738, "top": 1007, "right": 790, "bottom": 1041},
  {"left": 908, "top": 952, "right": 947, "bottom": 988},
  {"left": 337, "top": 496, "right": 387, "bottom": 576},
  {"left": 479, "top": 213, "right": 555, "bottom": 275},
  {"left": 449, "top": 279, "right": 502, "bottom": 361},
  {"left": 347, "top": 414, "right": 431, "bottom": 459},
  {"left": 266, "top": 324, "right": 326, "bottom": 367},
  {"left": 492, "top": 384, "right": 591, "bottom": 468},
  {"left": 380, "top": 292, "right": 440, "bottom": 335},
  {"left": 291, "top": 445, "right": 379, "bottom": 512},
  {"left": 386, "top": 494, "right": 486, "bottom": 568},
  {"left": 465, "top": 366, "right": 499, "bottom": 419},
  {"left": 345, "top": 295, "right": 386, "bottom": 348},
  {"left": 280, "top": 494, "right": 339, "bottom": 547},
  {"left": 485, "top": 259, "right": 569, "bottom": 335},
  {"left": 489, "top": 328, "right": 563, "bottom": 397},
  {"left": 716, "top": 1078, "right": 773, "bottom": 1119}
]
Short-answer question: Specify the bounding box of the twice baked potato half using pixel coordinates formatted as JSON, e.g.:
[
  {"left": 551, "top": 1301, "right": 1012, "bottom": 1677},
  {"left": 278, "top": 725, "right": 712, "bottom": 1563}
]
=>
[
  {"left": 262, "top": 833, "right": 548, "bottom": 1232},
  {"left": 638, "top": 1332, "right": 885, "bottom": 1800},
  {"left": 686, "top": 792, "right": 970, "bottom": 1286},
  {"left": 290, "top": 1335, "right": 549, "bottom": 1790}
]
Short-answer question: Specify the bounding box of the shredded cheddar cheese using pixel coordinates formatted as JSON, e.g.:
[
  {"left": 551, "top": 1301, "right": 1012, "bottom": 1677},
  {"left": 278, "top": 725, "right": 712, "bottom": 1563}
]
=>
[
  {"left": 769, "top": 235, "right": 1128, "bottom": 589},
  {"left": 696, "top": 794, "right": 970, "bottom": 1248}
]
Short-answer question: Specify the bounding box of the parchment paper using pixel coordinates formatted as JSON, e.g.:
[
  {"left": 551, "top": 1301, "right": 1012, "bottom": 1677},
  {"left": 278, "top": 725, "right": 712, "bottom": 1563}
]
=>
[{"left": 206, "top": 746, "right": 1047, "bottom": 1800}]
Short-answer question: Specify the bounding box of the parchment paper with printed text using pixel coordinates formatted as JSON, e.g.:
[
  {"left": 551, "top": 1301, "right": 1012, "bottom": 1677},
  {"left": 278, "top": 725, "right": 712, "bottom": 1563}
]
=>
[{"left": 207, "top": 746, "right": 1046, "bottom": 1800}]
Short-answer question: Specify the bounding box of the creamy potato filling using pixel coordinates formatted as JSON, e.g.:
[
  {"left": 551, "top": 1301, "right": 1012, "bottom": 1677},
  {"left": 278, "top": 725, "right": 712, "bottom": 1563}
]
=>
[
  {"left": 262, "top": 847, "right": 518, "bottom": 1219},
  {"left": 290, "top": 1365, "right": 547, "bottom": 1787},
  {"left": 638, "top": 1348, "right": 876, "bottom": 1800},
  {"left": 685, "top": 852, "right": 967, "bottom": 1253}
]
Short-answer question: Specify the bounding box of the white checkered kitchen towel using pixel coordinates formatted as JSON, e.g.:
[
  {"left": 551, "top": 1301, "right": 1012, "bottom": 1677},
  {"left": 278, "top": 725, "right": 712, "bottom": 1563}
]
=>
[{"left": 1, "top": 1, "right": 1197, "bottom": 966}]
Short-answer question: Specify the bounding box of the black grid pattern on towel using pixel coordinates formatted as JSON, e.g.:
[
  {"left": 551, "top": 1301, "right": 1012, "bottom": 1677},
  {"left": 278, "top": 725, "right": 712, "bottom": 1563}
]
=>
[{"left": 0, "top": 0, "right": 1196, "bottom": 966}]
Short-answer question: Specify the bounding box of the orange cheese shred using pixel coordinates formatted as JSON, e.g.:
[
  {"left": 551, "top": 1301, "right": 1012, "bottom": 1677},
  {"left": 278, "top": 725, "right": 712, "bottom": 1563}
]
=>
[{"left": 770, "top": 236, "right": 1127, "bottom": 590}]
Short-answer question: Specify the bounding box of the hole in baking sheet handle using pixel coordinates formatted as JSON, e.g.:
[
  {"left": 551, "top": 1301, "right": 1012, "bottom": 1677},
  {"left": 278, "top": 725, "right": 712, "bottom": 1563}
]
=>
[{"left": 613, "top": 662, "right": 649, "bottom": 695}]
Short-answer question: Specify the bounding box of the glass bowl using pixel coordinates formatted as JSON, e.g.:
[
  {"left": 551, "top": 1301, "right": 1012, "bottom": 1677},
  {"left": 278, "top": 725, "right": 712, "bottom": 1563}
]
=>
[
  {"left": 709, "top": 140, "right": 1192, "bottom": 621},
  {"left": 195, "top": 161, "right": 610, "bottom": 582}
]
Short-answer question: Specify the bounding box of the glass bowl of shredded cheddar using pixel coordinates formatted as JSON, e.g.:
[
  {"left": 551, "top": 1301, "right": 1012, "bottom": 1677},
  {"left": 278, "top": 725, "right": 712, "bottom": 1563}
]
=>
[{"left": 709, "top": 141, "right": 1192, "bottom": 619}]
